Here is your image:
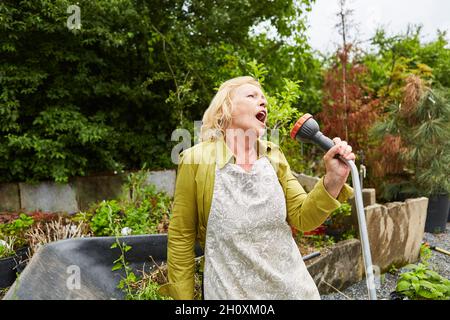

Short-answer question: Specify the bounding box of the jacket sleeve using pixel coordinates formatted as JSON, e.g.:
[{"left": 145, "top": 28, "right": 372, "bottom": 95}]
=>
[
  {"left": 159, "top": 149, "right": 198, "bottom": 300},
  {"left": 277, "top": 148, "right": 354, "bottom": 232}
]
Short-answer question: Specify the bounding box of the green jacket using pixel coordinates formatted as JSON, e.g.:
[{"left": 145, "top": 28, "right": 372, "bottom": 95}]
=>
[{"left": 159, "top": 136, "right": 353, "bottom": 300}]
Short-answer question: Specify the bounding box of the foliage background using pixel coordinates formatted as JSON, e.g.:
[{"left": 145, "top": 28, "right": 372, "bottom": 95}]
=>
[
  {"left": 0, "top": 0, "right": 320, "bottom": 183},
  {"left": 1, "top": 1, "right": 449, "bottom": 201}
]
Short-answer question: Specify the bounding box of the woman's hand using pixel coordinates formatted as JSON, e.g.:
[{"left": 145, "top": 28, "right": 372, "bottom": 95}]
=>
[{"left": 323, "top": 137, "right": 356, "bottom": 198}]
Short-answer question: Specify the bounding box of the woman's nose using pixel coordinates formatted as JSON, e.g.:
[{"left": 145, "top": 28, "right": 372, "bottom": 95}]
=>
[{"left": 259, "top": 98, "right": 267, "bottom": 108}]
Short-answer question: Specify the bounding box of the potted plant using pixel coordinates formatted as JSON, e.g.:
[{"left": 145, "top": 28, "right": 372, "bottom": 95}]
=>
[
  {"left": 371, "top": 76, "right": 450, "bottom": 232},
  {"left": 411, "top": 87, "right": 450, "bottom": 233},
  {"left": 0, "top": 214, "right": 34, "bottom": 289},
  {"left": 324, "top": 202, "right": 353, "bottom": 241}
]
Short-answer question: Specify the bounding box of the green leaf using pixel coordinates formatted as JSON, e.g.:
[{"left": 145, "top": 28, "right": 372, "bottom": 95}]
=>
[
  {"left": 417, "top": 288, "right": 437, "bottom": 299},
  {"left": 112, "top": 263, "right": 123, "bottom": 271},
  {"left": 396, "top": 280, "right": 411, "bottom": 292},
  {"left": 127, "top": 272, "right": 137, "bottom": 283}
]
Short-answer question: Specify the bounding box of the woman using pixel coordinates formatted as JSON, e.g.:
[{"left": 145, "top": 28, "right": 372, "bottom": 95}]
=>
[{"left": 160, "top": 76, "right": 355, "bottom": 300}]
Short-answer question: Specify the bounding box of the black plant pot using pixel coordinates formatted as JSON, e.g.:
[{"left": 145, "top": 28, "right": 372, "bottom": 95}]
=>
[
  {"left": 425, "top": 194, "right": 450, "bottom": 233},
  {"left": 448, "top": 198, "right": 450, "bottom": 222},
  {"left": 0, "top": 247, "right": 29, "bottom": 289},
  {"left": 389, "top": 291, "right": 407, "bottom": 300},
  {"left": 325, "top": 227, "right": 346, "bottom": 241}
]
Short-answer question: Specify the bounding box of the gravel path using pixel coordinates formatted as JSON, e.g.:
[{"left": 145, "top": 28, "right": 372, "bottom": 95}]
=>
[{"left": 321, "top": 223, "right": 450, "bottom": 300}]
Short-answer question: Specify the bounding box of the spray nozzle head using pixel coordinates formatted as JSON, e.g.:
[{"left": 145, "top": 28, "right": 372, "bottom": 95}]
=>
[
  {"left": 290, "top": 113, "right": 334, "bottom": 152},
  {"left": 290, "top": 113, "right": 319, "bottom": 143}
]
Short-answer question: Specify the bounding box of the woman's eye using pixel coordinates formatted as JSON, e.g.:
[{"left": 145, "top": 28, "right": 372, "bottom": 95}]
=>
[{"left": 247, "top": 94, "right": 255, "bottom": 98}]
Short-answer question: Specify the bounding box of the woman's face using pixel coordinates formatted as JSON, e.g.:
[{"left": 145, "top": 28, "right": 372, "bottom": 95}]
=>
[{"left": 228, "top": 84, "right": 268, "bottom": 136}]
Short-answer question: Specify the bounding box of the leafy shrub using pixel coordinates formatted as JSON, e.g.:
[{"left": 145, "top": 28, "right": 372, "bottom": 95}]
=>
[
  {"left": 0, "top": 0, "right": 319, "bottom": 183},
  {"left": 0, "top": 213, "right": 34, "bottom": 248},
  {"left": 371, "top": 77, "right": 450, "bottom": 200},
  {"left": 110, "top": 238, "right": 173, "bottom": 300},
  {"left": 0, "top": 237, "right": 16, "bottom": 259},
  {"left": 396, "top": 263, "right": 450, "bottom": 300},
  {"left": 395, "top": 242, "right": 450, "bottom": 300},
  {"left": 89, "top": 200, "right": 122, "bottom": 237},
  {"left": 83, "top": 170, "right": 172, "bottom": 237},
  {"left": 323, "top": 202, "right": 353, "bottom": 240},
  {"left": 329, "top": 202, "right": 352, "bottom": 220}
]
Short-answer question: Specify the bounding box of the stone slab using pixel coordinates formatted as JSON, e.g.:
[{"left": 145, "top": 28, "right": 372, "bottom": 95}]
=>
[
  {"left": 19, "top": 182, "right": 79, "bottom": 214},
  {"left": 307, "top": 239, "right": 364, "bottom": 295},
  {"left": 364, "top": 197, "right": 428, "bottom": 273},
  {"left": 73, "top": 174, "right": 127, "bottom": 211},
  {"left": 0, "top": 183, "right": 21, "bottom": 211},
  {"left": 144, "top": 170, "right": 176, "bottom": 197},
  {"left": 294, "top": 173, "right": 320, "bottom": 193}
]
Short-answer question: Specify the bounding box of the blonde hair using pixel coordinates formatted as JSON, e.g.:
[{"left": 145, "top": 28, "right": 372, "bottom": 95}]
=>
[{"left": 200, "top": 76, "right": 262, "bottom": 141}]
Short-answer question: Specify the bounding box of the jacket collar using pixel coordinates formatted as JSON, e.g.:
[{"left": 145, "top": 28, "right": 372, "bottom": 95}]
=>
[{"left": 214, "top": 136, "right": 272, "bottom": 169}]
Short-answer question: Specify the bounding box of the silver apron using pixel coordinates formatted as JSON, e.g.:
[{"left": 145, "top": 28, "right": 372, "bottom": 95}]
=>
[{"left": 204, "top": 156, "right": 320, "bottom": 300}]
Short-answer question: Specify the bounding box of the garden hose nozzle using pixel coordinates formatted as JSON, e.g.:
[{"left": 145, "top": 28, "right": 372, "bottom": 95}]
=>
[
  {"left": 290, "top": 113, "right": 378, "bottom": 300},
  {"left": 290, "top": 113, "right": 335, "bottom": 151}
]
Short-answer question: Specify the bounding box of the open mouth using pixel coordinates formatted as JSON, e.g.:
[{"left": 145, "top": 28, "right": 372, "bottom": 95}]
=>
[{"left": 255, "top": 110, "right": 267, "bottom": 124}]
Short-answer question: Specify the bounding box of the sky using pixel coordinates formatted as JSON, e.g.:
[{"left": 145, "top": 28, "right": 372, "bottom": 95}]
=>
[{"left": 305, "top": 0, "right": 450, "bottom": 53}]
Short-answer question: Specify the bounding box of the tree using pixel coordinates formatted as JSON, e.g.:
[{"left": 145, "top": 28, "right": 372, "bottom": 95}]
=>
[
  {"left": 317, "top": 0, "right": 380, "bottom": 160},
  {"left": 371, "top": 76, "right": 450, "bottom": 200},
  {"left": 0, "top": 0, "right": 319, "bottom": 182}
]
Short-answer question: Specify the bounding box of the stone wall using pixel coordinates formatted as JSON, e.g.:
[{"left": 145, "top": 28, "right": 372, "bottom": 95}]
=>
[
  {"left": 364, "top": 197, "right": 428, "bottom": 272},
  {"left": 306, "top": 239, "right": 364, "bottom": 294},
  {"left": 293, "top": 173, "right": 320, "bottom": 193},
  {"left": 0, "top": 170, "right": 176, "bottom": 214},
  {"left": 295, "top": 173, "right": 429, "bottom": 275}
]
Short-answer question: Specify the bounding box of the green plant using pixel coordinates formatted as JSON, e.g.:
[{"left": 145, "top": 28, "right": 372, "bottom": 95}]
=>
[
  {"left": 111, "top": 239, "right": 136, "bottom": 298},
  {"left": 110, "top": 238, "right": 172, "bottom": 300},
  {"left": 0, "top": 213, "right": 34, "bottom": 248},
  {"left": 0, "top": 214, "right": 34, "bottom": 236},
  {"left": 324, "top": 202, "right": 353, "bottom": 240},
  {"left": 0, "top": 237, "right": 16, "bottom": 259},
  {"left": 0, "top": 0, "right": 320, "bottom": 183},
  {"left": 371, "top": 76, "right": 450, "bottom": 200},
  {"left": 420, "top": 243, "right": 432, "bottom": 264},
  {"left": 396, "top": 263, "right": 450, "bottom": 300},
  {"left": 86, "top": 169, "right": 172, "bottom": 237},
  {"left": 89, "top": 200, "right": 122, "bottom": 236},
  {"left": 340, "top": 228, "right": 356, "bottom": 240},
  {"left": 304, "top": 234, "right": 336, "bottom": 249},
  {"left": 388, "top": 264, "right": 399, "bottom": 275},
  {"left": 330, "top": 202, "right": 352, "bottom": 220}
]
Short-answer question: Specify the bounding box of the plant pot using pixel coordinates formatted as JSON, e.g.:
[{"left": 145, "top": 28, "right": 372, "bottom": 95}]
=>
[
  {"left": 0, "top": 247, "right": 29, "bottom": 289},
  {"left": 395, "top": 192, "right": 416, "bottom": 202},
  {"left": 389, "top": 291, "right": 408, "bottom": 300},
  {"left": 425, "top": 194, "right": 450, "bottom": 233},
  {"left": 325, "top": 227, "right": 346, "bottom": 241},
  {"left": 448, "top": 198, "right": 450, "bottom": 222}
]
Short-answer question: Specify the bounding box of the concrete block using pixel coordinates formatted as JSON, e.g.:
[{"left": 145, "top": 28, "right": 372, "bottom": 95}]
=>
[
  {"left": 73, "top": 174, "right": 127, "bottom": 211},
  {"left": 0, "top": 183, "right": 21, "bottom": 211},
  {"left": 307, "top": 239, "right": 364, "bottom": 294},
  {"left": 364, "top": 197, "right": 428, "bottom": 273},
  {"left": 294, "top": 173, "right": 320, "bottom": 193},
  {"left": 145, "top": 170, "right": 176, "bottom": 197},
  {"left": 19, "top": 182, "right": 79, "bottom": 214},
  {"left": 362, "top": 188, "right": 376, "bottom": 206}
]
